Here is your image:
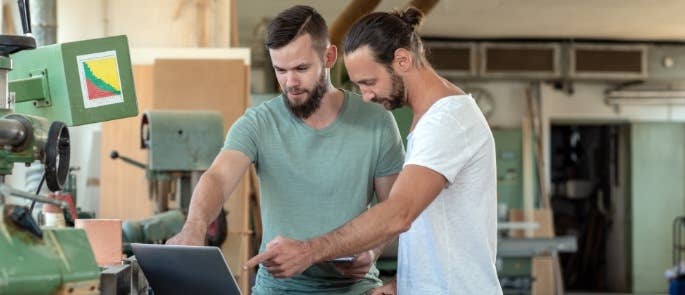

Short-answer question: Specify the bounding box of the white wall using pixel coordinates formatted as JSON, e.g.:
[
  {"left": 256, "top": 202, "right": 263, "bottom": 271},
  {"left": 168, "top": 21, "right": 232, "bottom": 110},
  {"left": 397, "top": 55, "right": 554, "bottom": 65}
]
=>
[
  {"left": 457, "top": 80, "right": 529, "bottom": 129},
  {"left": 540, "top": 82, "right": 685, "bottom": 188},
  {"left": 57, "top": 0, "right": 106, "bottom": 42},
  {"left": 106, "top": 0, "right": 234, "bottom": 48},
  {"left": 58, "top": 0, "right": 233, "bottom": 47}
]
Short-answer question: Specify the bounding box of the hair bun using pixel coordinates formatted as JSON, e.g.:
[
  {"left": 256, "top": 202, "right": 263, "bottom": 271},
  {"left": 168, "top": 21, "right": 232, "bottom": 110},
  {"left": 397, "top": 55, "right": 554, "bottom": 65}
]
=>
[{"left": 398, "top": 7, "right": 424, "bottom": 30}]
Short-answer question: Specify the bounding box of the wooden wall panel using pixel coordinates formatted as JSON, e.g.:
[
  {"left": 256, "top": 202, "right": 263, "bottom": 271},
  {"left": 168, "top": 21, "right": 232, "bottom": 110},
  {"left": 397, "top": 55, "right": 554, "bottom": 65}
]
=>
[
  {"left": 100, "top": 65, "right": 155, "bottom": 220},
  {"left": 100, "top": 59, "right": 253, "bottom": 292},
  {"left": 152, "top": 59, "right": 248, "bottom": 130}
]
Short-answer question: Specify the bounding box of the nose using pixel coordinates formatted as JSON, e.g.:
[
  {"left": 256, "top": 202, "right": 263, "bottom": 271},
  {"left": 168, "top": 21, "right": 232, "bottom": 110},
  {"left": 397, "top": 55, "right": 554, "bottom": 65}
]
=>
[
  {"left": 360, "top": 88, "right": 374, "bottom": 102},
  {"left": 363, "top": 93, "right": 375, "bottom": 103},
  {"left": 284, "top": 72, "right": 300, "bottom": 90}
]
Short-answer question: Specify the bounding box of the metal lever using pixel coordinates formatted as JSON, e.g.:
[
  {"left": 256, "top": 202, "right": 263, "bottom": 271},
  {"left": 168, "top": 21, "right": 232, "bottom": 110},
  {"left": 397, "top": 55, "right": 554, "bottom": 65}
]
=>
[
  {"left": 1, "top": 184, "right": 67, "bottom": 208},
  {"left": 11, "top": 206, "right": 42, "bottom": 238},
  {"left": 17, "top": 0, "right": 31, "bottom": 35},
  {"left": 110, "top": 150, "right": 147, "bottom": 170}
]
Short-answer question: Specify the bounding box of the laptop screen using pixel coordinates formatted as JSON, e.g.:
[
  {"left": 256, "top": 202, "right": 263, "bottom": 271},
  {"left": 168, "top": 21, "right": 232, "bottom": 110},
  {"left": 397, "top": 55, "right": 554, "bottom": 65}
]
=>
[{"left": 132, "top": 244, "right": 242, "bottom": 295}]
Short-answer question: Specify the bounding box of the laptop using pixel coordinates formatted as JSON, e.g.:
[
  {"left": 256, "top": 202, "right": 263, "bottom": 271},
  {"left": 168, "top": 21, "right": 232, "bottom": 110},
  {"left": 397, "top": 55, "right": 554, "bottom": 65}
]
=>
[{"left": 131, "top": 243, "right": 242, "bottom": 295}]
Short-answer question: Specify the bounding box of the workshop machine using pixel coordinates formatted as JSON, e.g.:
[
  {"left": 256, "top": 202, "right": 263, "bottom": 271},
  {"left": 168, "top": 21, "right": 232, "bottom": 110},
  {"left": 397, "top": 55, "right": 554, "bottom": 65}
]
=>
[
  {"left": 0, "top": 2, "right": 138, "bottom": 294},
  {"left": 111, "top": 110, "right": 228, "bottom": 248}
]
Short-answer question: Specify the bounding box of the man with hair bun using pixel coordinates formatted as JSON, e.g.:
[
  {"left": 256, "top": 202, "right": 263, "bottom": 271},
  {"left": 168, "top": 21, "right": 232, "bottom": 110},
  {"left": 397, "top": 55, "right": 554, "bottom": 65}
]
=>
[
  {"left": 168, "top": 5, "right": 407, "bottom": 294},
  {"left": 246, "top": 7, "right": 502, "bottom": 295}
]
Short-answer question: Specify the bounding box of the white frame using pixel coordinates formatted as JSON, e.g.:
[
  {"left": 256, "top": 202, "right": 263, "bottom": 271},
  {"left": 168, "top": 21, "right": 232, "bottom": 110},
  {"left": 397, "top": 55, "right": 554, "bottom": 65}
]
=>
[
  {"left": 569, "top": 43, "right": 648, "bottom": 80},
  {"left": 426, "top": 41, "right": 477, "bottom": 78},
  {"left": 480, "top": 42, "right": 561, "bottom": 79}
]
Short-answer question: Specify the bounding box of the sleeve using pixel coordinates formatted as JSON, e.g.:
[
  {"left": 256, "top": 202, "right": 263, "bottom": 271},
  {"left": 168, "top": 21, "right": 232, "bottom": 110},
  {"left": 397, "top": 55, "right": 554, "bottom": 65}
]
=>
[
  {"left": 222, "top": 111, "right": 260, "bottom": 163},
  {"left": 374, "top": 110, "right": 406, "bottom": 178},
  {"left": 403, "top": 111, "right": 472, "bottom": 184}
]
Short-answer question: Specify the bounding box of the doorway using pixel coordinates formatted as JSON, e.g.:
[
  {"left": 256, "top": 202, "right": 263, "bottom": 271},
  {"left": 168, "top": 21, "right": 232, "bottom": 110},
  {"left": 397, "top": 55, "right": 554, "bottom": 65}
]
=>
[{"left": 549, "top": 123, "right": 630, "bottom": 292}]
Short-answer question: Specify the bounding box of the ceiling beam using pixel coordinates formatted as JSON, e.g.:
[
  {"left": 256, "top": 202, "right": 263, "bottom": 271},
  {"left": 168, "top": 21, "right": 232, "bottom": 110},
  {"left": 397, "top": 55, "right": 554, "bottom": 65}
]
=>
[{"left": 329, "top": 0, "right": 382, "bottom": 48}]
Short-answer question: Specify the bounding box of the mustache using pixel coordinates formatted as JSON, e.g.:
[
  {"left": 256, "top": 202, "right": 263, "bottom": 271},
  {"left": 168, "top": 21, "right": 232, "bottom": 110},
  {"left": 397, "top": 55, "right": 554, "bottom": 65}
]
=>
[
  {"left": 371, "top": 96, "right": 388, "bottom": 103},
  {"left": 286, "top": 87, "right": 307, "bottom": 95}
]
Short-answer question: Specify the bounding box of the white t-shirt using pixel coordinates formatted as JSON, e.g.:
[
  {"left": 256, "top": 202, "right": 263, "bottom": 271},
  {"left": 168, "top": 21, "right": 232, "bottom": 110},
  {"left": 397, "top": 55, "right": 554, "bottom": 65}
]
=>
[{"left": 397, "top": 95, "right": 502, "bottom": 294}]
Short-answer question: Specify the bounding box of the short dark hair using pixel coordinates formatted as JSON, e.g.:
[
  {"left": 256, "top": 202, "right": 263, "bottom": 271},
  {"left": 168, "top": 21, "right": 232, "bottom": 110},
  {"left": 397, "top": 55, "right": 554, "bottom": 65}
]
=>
[
  {"left": 265, "top": 5, "right": 329, "bottom": 55},
  {"left": 343, "top": 7, "right": 426, "bottom": 67}
]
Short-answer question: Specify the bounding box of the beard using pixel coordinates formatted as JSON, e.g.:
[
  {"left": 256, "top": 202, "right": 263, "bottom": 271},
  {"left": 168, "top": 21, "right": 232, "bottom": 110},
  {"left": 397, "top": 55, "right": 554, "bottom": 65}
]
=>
[
  {"left": 283, "top": 71, "right": 327, "bottom": 119},
  {"left": 371, "top": 70, "right": 406, "bottom": 110}
]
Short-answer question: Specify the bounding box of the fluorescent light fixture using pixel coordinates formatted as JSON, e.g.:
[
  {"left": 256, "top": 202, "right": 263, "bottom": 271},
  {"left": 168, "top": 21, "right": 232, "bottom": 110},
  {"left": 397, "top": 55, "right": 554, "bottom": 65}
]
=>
[{"left": 606, "top": 90, "right": 685, "bottom": 105}]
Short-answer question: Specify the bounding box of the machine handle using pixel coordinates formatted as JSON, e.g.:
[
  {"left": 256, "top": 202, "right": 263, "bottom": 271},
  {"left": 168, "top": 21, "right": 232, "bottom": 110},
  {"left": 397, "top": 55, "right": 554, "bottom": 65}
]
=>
[
  {"left": 110, "top": 150, "right": 147, "bottom": 170},
  {"left": 17, "top": 0, "right": 31, "bottom": 35},
  {"left": 0, "top": 184, "right": 66, "bottom": 208}
]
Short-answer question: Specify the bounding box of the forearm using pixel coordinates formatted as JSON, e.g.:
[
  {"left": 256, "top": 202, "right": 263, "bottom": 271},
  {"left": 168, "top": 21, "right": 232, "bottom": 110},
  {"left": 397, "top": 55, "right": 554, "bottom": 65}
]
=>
[
  {"left": 369, "top": 174, "right": 399, "bottom": 261},
  {"left": 185, "top": 170, "right": 242, "bottom": 229},
  {"left": 307, "top": 198, "right": 410, "bottom": 263},
  {"left": 185, "top": 174, "right": 220, "bottom": 228}
]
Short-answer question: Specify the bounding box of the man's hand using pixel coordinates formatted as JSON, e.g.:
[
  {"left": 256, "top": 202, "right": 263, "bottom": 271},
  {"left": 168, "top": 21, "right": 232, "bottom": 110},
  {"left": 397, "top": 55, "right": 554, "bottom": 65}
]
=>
[
  {"left": 332, "top": 250, "right": 376, "bottom": 279},
  {"left": 370, "top": 277, "right": 397, "bottom": 295},
  {"left": 243, "top": 236, "right": 315, "bottom": 278},
  {"left": 165, "top": 221, "right": 206, "bottom": 246}
]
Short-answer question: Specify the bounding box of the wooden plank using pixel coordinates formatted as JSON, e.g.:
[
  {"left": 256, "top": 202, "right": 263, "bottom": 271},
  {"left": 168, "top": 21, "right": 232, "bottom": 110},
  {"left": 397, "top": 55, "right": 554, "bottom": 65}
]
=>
[
  {"left": 509, "top": 208, "right": 561, "bottom": 294},
  {"left": 240, "top": 170, "right": 251, "bottom": 293},
  {"left": 152, "top": 59, "right": 247, "bottom": 130},
  {"left": 526, "top": 84, "right": 550, "bottom": 210},
  {"left": 106, "top": 0, "right": 230, "bottom": 47},
  {"left": 196, "top": 0, "right": 209, "bottom": 47},
  {"left": 532, "top": 256, "right": 554, "bottom": 295},
  {"left": 521, "top": 117, "right": 535, "bottom": 237},
  {"left": 508, "top": 208, "right": 554, "bottom": 238},
  {"left": 526, "top": 85, "right": 564, "bottom": 294},
  {"left": 230, "top": 0, "right": 238, "bottom": 47},
  {"left": 100, "top": 65, "right": 155, "bottom": 220}
]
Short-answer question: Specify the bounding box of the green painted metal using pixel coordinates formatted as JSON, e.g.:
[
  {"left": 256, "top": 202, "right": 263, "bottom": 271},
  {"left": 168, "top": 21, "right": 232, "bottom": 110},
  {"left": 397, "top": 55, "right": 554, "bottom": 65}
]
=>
[
  {"left": 122, "top": 210, "right": 185, "bottom": 245},
  {"left": 0, "top": 205, "right": 100, "bottom": 294},
  {"left": 0, "top": 56, "right": 11, "bottom": 70},
  {"left": 498, "top": 258, "right": 531, "bottom": 277},
  {"left": 9, "top": 35, "right": 138, "bottom": 126},
  {"left": 493, "top": 129, "right": 524, "bottom": 210},
  {"left": 491, "top": 129, "right": 531, "bottom": 284},
  {"left": 631, "top": 123, "right": 685, "bottom": 293},
  {"left": 0, "top": 114, "right": 50, "bottom": 175},
  {"left": 143, "top": 110, "right": 224, "bottom": 171},
  {"left": 10, "top": 71, "right": 49, "bottom": 103}
]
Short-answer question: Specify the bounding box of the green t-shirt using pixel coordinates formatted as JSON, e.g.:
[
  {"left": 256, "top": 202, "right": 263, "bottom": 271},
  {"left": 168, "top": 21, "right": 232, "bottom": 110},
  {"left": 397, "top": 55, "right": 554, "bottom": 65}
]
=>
[{"left": 224, "top": 90, "right": 405, "bottom": 294}]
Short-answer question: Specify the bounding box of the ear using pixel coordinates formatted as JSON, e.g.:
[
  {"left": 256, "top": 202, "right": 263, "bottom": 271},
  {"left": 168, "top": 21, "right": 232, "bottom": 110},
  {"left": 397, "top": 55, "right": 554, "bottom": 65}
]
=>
[
  {"left": 392, "top": 48, "right": 413, "bottom": 73},
  {"left": 324, "top": 44, "right": 338, "bottom": 68}
]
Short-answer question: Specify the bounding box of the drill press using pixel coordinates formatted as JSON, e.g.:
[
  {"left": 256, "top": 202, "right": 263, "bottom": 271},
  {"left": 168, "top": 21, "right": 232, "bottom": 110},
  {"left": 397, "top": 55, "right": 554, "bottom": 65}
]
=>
[
  {"left": 111, "top": 110, "right": 228, "bottom": 247},
  {"left": 0, "top": 1, "right": 138, "bottom": 294}
]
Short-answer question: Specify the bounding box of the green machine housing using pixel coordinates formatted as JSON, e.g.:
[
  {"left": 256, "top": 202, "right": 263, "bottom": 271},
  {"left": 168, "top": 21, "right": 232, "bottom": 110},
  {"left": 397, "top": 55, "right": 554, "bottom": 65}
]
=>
[
  {"left": 140, "top": 110, "right": 224, "bottom": 212},
  {"left": 142, "top": 110, "right": 224, "bottom": 172},
  {"left": 0, "top": 35, "right": 139, "bottom": 294},
  {"left": 115, "top": 110, "right": 225, "bottom": 248},
  {"left": 8, "top": 35, "right": 138, "bottom": 126},
  {"left": 0, "top": 205, "right": 101, "bottom": 294}
]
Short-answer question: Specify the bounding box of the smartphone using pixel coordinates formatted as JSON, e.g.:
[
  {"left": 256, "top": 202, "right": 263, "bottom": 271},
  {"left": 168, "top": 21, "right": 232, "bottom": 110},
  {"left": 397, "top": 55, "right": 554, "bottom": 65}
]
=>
[{"left": 328, "top": 256, "right": 356, "bottom": 263}]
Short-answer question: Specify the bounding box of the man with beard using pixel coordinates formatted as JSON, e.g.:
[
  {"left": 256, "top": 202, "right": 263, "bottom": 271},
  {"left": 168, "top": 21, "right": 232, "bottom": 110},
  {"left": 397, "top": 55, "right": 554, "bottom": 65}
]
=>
[
  {"left": 245, "top": 7, "right": 502, "bottom": 295},
  {"left": 166, "top": 5, "right": 405, "bottom": 295}
]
